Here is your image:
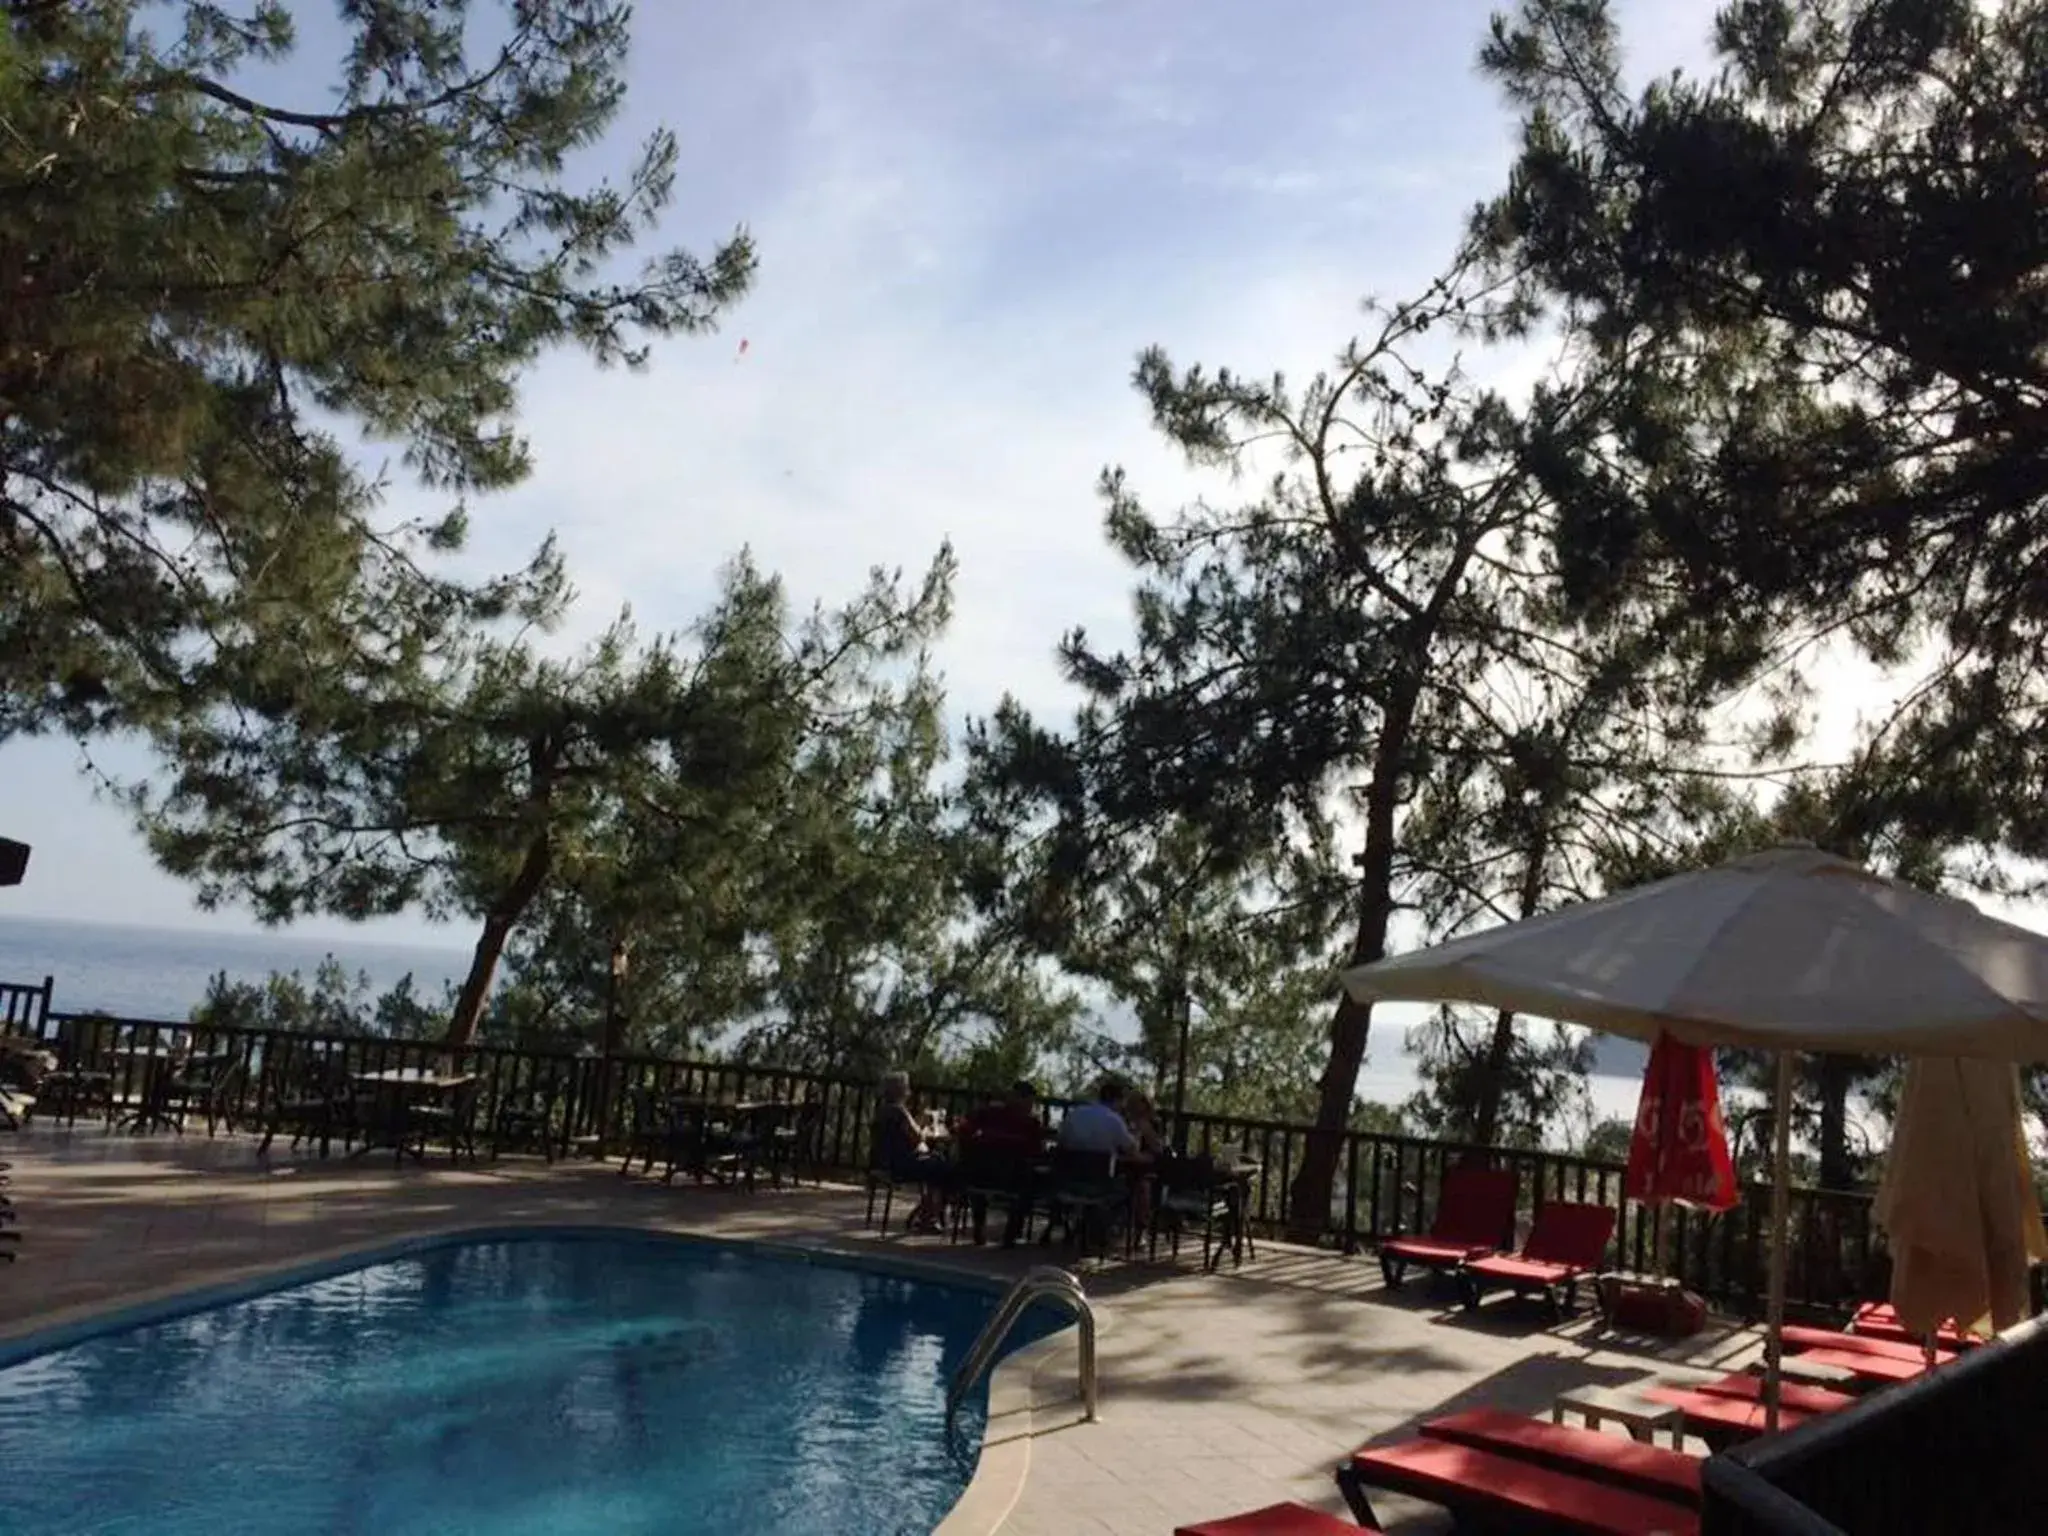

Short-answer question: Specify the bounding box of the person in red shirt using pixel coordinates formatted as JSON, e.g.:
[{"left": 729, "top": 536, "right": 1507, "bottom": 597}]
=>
[
  {"left": 961, "top": 1080, "right": 1042, "bottom": 1148},
  {"left": 957, "top": 1081, "right": 1045, "bottom": 1245}
]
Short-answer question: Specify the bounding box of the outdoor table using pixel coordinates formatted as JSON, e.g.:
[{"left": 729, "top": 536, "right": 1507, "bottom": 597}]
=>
[
  {"left": 1551, "top": 1384, "right": 1687, "bottom": 1448},
  {"left": 349, "top": 1070, "right": 477, "bottom": 1162}
]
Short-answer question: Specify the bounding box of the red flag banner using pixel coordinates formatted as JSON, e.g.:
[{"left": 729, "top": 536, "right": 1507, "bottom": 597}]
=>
[{"left": 1626, "top": 1031, "right": 1739, "bottom": 1211}]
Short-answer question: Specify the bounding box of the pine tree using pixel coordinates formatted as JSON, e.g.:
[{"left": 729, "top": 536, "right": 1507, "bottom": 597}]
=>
[{"left": 2, "top": 1, "right": 753, "bottom": 739}]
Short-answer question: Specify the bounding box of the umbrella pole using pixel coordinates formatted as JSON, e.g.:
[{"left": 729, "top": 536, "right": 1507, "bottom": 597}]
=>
[{"left": 1763, "top": 1051, "right": 1795, "bottom": 1434}]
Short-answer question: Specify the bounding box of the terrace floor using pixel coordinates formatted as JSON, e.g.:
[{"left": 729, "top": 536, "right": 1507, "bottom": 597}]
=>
[{"left": 0, "top": 1127, "right": 1765, "bottom": 1534}]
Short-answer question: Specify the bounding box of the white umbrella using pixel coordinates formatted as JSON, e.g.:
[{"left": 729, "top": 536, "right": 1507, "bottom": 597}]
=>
[{"left": 1341, "top": 845, "right": 2048, "bottom": 1431}]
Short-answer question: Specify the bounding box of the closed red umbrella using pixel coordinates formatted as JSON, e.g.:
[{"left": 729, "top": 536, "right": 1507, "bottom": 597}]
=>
[{"left": 1627, "top": 1031, "right": 1738, "bottom": 1211}]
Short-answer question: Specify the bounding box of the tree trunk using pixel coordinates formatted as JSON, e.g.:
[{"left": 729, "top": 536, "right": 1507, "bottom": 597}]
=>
[
  {"left": 444, "top": 831, "right": 555, "bottom": 1046},
  {"left": 601, "top": 934, "right": 631, "bottom": 1057},
  {"left": 1470, "top": 1009, "right": 1519, "bottom": 1148},
  {"left": 1815, "top": 1052, "right": 1856, "bottom": 1190},
  {"left": 1468, "top": 832, "right": 1551, "bottom": 1148},
  {"left": 1284, "top": 530, "right": 1485, "bottom": 1241},
  {"left": 1286, "top": 797, "right": 1400, "bottom": 1240}
]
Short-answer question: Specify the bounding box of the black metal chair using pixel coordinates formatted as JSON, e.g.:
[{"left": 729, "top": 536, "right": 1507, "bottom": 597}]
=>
[
  {"left": 1037, "top": 1147, "right": 1125, "bottom": 1257},
  {"left": 1150, "top": 1151, "right": 1246, "bottom": 1270},
  {"left": 949, "top": 1140, "right": 1038, "bottom": 1246},
  {"left": 254, "top": 1048, "right": 354, "bottom": 1158}
]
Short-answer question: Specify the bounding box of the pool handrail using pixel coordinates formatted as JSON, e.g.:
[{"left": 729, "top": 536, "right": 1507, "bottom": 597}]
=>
[{"left": 945, "top": 1264, "right": 1097, "bottom": 1430}]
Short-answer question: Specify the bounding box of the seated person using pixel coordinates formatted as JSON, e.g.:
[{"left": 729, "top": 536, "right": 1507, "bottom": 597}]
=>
[
  {"left": 1056, "top": 1078, "right": 1139, "bottom": 1160},
  {"left": 1120, "top": 1089, "right": 1169, "bottom": 1226},
  {"left": 872, "top": 1070, "right": 949, "bottom": 1233},
  {"left": 1122, "top": 1090, "right": 1169, "bottom": 1159},
  {"left": 957, "top": 1081, "right": 1045, "bottom": 1245},
  {"left": 960, "top": 1080, "right": 1044, "bottom": 1150}
]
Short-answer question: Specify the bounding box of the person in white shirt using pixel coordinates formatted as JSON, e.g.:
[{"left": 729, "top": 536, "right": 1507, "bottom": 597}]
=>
[{"left": 1057, "top": 1080, "right": 1139, "bottom": 1157}]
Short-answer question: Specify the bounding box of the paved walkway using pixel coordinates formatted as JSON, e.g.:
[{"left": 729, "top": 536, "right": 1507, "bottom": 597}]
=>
[{"left": 0, "top": 1128, "right": 1761, "bottom": 1533}]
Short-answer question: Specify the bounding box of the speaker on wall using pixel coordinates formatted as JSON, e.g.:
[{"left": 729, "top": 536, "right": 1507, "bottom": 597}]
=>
[{"left": 0, "top": 838, "right": 29, "bottom": 887}]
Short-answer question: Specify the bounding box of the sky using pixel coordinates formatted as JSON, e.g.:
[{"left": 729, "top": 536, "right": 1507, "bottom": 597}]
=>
[{"left": 1, "top": 0, "right": 1722, "bottom": 944}]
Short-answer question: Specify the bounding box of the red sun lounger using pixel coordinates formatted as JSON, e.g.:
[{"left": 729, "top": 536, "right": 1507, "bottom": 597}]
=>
[
  {"left": 1175, "top": 1503, "right": 1376, "bottom": 1535},
  {"left": 1691, "top": 1372, "right": 1858, "bottom": 1415},
  {"left": 1639, "top": 1384, "right": 1833, "bottom": 1448},
  {"left": 1789, "top": 1345, "right": 1940, "bottom": 1385},
  {"left": 1339, "top": 1437, "right": 1697, "bottom": 1536},
  {"left": 1781, "top": 1323, "right": 1958, "bottom": 1365},
  {"left": 1377, "top": 1164, "right": 1517, "bottom": 1289},
  {"left": 1419, "top": 1408, "right": 1703, "bottom": 1507},
  {"left": 1460, "top": 1200, "right": 1617, "bottom": 1317},
  {"left": 1849, "top": 1301, "right": 1979, "bottom": 1349}
]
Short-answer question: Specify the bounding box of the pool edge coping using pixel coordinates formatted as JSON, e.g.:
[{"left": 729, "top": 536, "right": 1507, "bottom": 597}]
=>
[{"left": 0, "top": 1214, "right": 1071, "bottom": 1535}]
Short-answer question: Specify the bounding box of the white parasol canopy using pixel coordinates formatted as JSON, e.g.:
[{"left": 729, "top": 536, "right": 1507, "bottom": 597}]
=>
[
  {"left": 1340, "top": 843, "right": 2048, "bottom": 1433},
  {"left": 1343, "top": 846, "right": 2048, "bottom": 1062}
]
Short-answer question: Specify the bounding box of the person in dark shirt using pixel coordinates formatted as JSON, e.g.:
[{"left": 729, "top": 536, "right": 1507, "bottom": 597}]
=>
[
  {"left": 961, "top": 1080, "right": 1043, "bottom": 1149},
  {"left": 957, "top": 1081, "right": 1044, "bottom": 1245},
  {"left": 872, "top": 1070, "right": 949, "bottom": 1232}
]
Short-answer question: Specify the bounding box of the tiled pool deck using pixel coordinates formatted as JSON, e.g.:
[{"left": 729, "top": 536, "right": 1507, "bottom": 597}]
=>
[{"left": 0, "top": 1130, "right": 1766, "bottom": 1534}]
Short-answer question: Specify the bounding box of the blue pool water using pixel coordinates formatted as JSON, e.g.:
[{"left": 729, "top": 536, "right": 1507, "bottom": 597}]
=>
[{"left": 0, "top": 1232, "right": 1058, "bottom": 1536}]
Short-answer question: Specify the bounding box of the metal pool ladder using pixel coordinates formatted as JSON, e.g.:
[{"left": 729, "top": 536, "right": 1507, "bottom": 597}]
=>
[{"left": 945, "top": 1264, "right": 1098, "bottom": 1429}]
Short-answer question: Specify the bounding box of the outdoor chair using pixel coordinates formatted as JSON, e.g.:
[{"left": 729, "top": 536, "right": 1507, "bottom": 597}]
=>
[
  {"left": 762, "top": 1099, "right": 825, "bottom": 1187},
  {"left": 410, "top": 1079, "right": 483, "bottom": 1163},
  {"left": 1782, "top": 1322, "right": 1958, "bottom": 1365},
  {"left": 1690, "top": 1372, "right": 1857, "bottom": 1416},
  {"left": 658, "top": 1101, "right": 756, "bottom": 1189},
  {"left": 863, "top": 1149, "right": 938, "bottom": 1237},
  {"left": 1378, "top": 1163, "right": 1518, "bottom": 1289},
  {"left": 490, "top": 1085, "right": 559, "bottom": 1161},
  {"left": 254, "top": 1050, "right": 353, "bottom": 1158},
  {"left": 1638, "top": 1385, "right": 1820, "bottom": 1449},
  {"left": 1148, "top": 1151, "right": 1243, "bottom": 1270},
  {"left": 162, "top": 1054, "right": 245, "bottom": 1136},
  {"left": 31, "top": 1016, "right": 114, "bottom": 1128},
  {"left": 1460, "top": 1198, "right": 1617, "bottom": 1318},
  {"left": 618, "top": 1087, "right": 675, "bottom": 1178},
  {"left": 948, "top": 1140, "right": 1036, "bottom": 1247},
  {"left": 1036, "top": 1147, "right": 1124, "bottom": 1258},
  {"left": 1339, "top": 1436, "right": 1699, "bottom": 1536},
  {"left": 1416, "top": 1408, "right": 1703, "bottom": 1507},
  {"left": 1174, "top": 1502, "right": 1375, "bottom": 1535},
  {"left": 1784, "top": 1344, "right": 1941, "bottom": 1386},
  {"left": 1848, "top": 1300, "right": 1979, "bottom": 1350}
]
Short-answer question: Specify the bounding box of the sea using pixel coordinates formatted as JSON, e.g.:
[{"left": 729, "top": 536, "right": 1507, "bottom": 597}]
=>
[
  {"left": 0, "top": 914, "right": 469, "bottom": 1024},
  {"left": 0, "top": 914, "right": 1647, "bottom": 1127}
]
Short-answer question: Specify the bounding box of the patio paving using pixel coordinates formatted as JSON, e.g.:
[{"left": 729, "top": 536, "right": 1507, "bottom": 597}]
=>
[{"left": 0, "top": 1128, "right": 1764, "bottom": 1534}]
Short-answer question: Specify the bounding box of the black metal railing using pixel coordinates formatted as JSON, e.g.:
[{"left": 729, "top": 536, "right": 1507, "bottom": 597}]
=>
[{"left": 8, "top": 1003, "right": 1902, "bottom": 1316}]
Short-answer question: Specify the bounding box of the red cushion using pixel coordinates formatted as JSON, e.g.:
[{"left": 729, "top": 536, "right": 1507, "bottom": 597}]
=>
[
  {"left": 1349, "top": 1439, "right": 1696, "bottom": 1536},
  {"left": 1792, "top": 1346, "right": 1933, "bottom": 1383},
  {"left": 1782, "top": 1324, "right": 1956, "bottom": 1364},
  {"left": 1381, "top": 1236, "right": 1493, "bottom": 1267},
  {"left": 1850, "top": 1302, "right": 1977, "bottom": 1348},
  {"left": 1522, "top": 1200, "right": 1618, "bottom": 1267},
  {"left": 1641, "top": 1386, "right": 1816, "bottom": 1439},
  {"left": 1467, "top": 1253, "right": 1578, "bottom": 1287},
  {"left": 1419, "top": 1408, "right": 1702, "bottom": 1507},
  {"left": 1175, "top": 1502, "right": 1370, "bottom": 1536},
  {"left": 1691, "top": 1372, "right": 1856, "bottom": 1415}
]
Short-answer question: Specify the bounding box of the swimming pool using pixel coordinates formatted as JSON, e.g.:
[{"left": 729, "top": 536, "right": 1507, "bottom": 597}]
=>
[{"left": 0, "top": 1230, "right": 1060, "bottom": 1536}]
